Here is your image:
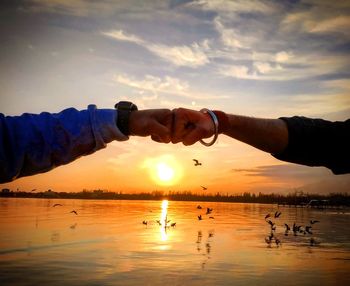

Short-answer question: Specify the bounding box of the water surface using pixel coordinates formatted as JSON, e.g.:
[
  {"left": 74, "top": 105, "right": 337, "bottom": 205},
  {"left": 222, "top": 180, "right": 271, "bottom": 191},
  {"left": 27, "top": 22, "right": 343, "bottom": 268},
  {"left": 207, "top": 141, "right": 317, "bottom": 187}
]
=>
[{"left": 0, "top": 198, "right": 349, "bottom": 285}]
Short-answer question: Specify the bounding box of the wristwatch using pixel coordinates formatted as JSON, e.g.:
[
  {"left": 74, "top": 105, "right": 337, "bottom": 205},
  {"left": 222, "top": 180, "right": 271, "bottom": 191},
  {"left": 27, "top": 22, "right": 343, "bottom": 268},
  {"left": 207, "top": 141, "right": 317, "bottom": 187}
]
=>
[{"left": 114, "top": 101, "right": 138, "bottom": 136}]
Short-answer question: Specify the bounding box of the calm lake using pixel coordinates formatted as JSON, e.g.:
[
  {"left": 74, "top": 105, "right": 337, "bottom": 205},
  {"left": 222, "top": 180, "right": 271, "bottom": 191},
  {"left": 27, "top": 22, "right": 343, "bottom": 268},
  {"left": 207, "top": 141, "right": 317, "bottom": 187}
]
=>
[{"left": 0, "top": 198, "right": 349, "bottom": 285}]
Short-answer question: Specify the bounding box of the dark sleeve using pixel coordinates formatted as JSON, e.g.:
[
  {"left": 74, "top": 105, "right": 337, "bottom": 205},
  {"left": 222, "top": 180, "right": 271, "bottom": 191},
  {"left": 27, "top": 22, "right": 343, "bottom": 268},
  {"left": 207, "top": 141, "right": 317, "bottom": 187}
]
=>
[{"left": 273, "top": 116, "right": 350, "bottom": 175}]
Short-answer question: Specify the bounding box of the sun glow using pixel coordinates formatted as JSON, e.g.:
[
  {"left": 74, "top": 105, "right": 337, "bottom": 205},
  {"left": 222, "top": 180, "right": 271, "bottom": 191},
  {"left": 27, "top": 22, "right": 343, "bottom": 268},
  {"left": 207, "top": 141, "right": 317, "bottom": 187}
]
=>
[
  {"left": 142, "top": 155, "right": 183, "bottom": 186},
  {"left": 156, "top": 163, "right": 174, "bottom": 182}
]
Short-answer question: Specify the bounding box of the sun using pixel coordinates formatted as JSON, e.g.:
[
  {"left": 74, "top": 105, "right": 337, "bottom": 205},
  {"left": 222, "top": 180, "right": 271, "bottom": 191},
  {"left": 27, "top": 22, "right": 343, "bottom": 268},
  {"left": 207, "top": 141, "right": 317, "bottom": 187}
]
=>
[
  {"left": 156, "top": 162, "right": 174, "bottom": 182},
  {"left": 142, "top": 155, "right": 183, "bottom": 186}
]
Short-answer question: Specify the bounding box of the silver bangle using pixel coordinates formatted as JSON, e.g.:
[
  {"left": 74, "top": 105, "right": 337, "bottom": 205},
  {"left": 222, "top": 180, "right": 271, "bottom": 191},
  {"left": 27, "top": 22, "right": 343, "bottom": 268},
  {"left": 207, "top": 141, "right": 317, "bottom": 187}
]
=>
[{"left": 199, "top": 108, "right": 219, "bottom": 147}]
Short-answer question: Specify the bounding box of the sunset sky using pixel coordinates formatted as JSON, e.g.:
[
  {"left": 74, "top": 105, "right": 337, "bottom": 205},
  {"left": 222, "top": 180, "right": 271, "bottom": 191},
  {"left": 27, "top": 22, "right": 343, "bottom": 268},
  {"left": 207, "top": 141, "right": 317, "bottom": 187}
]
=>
[{"left": 1, "top": 0, "right": 349, "bottom": 194}]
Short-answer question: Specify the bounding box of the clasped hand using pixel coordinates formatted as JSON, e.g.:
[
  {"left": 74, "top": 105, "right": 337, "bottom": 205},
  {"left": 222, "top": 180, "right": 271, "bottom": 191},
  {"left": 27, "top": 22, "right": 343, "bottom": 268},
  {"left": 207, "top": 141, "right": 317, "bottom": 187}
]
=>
[{"left": 128, "top": 108, "right": 215, "bottom": 146}]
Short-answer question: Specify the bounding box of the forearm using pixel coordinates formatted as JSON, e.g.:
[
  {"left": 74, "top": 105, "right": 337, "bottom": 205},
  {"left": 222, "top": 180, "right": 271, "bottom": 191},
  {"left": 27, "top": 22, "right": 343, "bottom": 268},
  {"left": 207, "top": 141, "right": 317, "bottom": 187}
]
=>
[
  {"left": 0, "top": 105, "right": 127, "bottom": 183},
  {"left": 220, "top": 113, "right": 289, "bottom": 154}
]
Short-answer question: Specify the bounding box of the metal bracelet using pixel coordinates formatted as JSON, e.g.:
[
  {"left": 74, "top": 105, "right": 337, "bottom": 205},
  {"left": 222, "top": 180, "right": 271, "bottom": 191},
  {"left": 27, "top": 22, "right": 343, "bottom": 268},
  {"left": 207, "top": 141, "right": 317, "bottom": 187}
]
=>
[{"left": 199, "top": 108, "right": 219, "bottom": 147}]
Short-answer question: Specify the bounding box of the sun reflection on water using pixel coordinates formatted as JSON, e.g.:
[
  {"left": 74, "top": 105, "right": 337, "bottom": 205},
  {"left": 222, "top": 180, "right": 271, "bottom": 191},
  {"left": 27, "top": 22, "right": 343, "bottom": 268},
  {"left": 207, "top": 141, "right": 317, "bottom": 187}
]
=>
[{"left": 160, "top": 200, "right": 168, "bottom": 241}]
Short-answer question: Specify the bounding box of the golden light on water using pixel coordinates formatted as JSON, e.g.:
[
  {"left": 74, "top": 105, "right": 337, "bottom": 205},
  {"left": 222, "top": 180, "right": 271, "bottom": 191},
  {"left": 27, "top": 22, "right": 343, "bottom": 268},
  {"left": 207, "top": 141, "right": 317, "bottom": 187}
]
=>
[
  {"left": 160, "top": 200, "right": 168, "bottom": 241},
  {"left": 142, "top": 155, "right": 183, "bottom": 186}
]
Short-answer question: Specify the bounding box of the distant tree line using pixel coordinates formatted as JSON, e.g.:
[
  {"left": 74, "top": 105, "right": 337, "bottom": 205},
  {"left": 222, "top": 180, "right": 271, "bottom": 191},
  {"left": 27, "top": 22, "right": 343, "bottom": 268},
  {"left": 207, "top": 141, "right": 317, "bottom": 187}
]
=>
[{"left": 1, "top": 188, "right": 349, "bottom": 206}]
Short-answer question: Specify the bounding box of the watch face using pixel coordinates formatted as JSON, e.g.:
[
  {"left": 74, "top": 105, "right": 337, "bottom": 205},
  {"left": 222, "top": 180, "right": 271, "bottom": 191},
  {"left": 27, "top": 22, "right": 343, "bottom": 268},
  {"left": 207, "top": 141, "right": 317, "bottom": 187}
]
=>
[{"left": 115, "top": 101, "right": 138, "bottom": 111}]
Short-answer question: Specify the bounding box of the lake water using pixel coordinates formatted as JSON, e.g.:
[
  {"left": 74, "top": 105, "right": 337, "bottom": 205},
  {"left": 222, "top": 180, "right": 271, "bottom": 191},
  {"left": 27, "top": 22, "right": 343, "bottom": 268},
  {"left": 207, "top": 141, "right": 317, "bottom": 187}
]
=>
[{"left": 0, "top": 198, "right": 349, "bottom": 286}]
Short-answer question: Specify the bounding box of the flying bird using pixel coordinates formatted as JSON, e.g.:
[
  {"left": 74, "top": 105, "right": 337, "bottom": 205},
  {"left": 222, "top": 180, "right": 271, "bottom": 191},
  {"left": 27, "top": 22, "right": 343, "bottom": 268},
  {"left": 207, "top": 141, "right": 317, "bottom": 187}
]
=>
[
  {"left": 142, "top": 220, "right": 148, "bottom": 225},
  {"left": 193, "top": 159, "right": 202, "bottom": 166},
  {"left": 305, "top": 226, "right": 313, "bottom": 234},
  {"left": 274, "top": 211, "right": 282, "bottom": 218},
  {"left": 310, "top": 220, "right": 320, "bottom": 225},
  {"left": 206, "top": 208, "right": 213, "bottom": 215},
  {"left": 70, "top": 210, "right": 78, "bottom": 215},
  {"left": 198, "top": 215, "right": 203, "bottom": 221},
  {"left": 267, "top": 220, "right": 276, "bottom": 231},
  {"left": 30, "top": 189, "right": 37, "bottom": 192},
  {"left": 53, "top": 204, "right": 63, "bottom": 207},
  {"left": 197, "top": 205, "right": 202, "bottom": 209},
  {"left": 201, "top": 186, "right": 208, "bottom": 191},
  {"left": 171, "top": 222, "right": 176, "bottom": 227},
  {"left": 265, "top": 214, "right": 271, "bottom": 220}
]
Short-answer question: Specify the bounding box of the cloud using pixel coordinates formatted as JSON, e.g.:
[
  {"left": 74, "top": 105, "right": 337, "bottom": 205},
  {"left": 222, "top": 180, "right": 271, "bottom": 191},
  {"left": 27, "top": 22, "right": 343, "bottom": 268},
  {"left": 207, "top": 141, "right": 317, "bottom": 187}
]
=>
[
  {"left": 309, "top": 16, "right": 350, "bottom": 35},
  {"left": 147, "top": 42, "right": 209, "bottom": 67},
  {"left": 217, "top": 51, "right": 348, "bottom": 81},
  {"left": 114, "top": 73, "right": 229, "bottom": 102},
  {"left": 281, "top": 4, "right": 350, "bottom": 38},
  {"left": 275, "top": 51, "right": 293, "bottom": 63},
  {"left": 218, "top": 65, "right": 252, "bottom": 79},
  {"left": 232, "top": 164, "right": 322, "bottom": 178},
  {"left": 102, "top": 28, "right": 210, "bottom": 68},
  {"left": 214, "top": 18, "right": 245, "bottom": 49},
  {"left": 188, "top": 0, "right": 278, "bottom": 15},
  {"left": 102, "top": 30, "right": 144, "bottom": 45},
  {"left": 23, "top": 0, "right": 120, "bottom": 17},
  {"left": 115, "top": 74, "right": 189, "bottom": 96}
]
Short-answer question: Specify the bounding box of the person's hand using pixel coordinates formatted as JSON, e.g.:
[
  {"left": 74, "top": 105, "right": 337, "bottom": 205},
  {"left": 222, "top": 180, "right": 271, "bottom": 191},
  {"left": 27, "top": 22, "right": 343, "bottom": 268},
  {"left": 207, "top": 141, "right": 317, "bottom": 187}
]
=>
[
  {"left": 129, "top": 109, "right": 173, "bottom": 143},
  {"left": 172, "top": 108, "right": 215, "bottom": 145}
]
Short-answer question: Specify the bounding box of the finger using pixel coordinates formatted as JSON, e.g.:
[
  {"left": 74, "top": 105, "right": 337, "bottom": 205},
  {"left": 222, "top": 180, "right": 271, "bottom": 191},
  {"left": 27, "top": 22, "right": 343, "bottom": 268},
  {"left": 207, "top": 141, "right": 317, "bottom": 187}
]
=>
[
  {"left": 182, "top": 126, "right": 207, "bottom": 146},
  {"left": 149, "top": 121, "right": 171, "bottom": 143},
  {"left": 151, "top": 134, "right": 162, "bottom": 143},
  {"left": 172, "top": 108, "right": 191, "bottom": 144}
]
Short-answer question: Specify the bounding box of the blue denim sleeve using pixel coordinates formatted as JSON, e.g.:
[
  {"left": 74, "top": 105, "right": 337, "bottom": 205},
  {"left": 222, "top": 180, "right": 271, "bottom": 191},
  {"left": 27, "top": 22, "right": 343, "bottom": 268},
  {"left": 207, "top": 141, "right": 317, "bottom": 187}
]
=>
[{"left": 0, "top": 104, "right": 128, "bottom": 183}]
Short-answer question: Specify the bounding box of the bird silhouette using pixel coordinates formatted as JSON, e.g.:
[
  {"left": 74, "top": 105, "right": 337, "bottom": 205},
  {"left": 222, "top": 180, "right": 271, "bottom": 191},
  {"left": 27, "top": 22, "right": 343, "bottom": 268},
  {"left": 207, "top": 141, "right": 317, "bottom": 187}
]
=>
[
  {"left": 198, "top": 215, "right": 203, "bottom": 220},
  {"left": 274, "top": 211, "right": 282, "bottom": 218},
  {"left": 209, "top": 216, "right": 215, "bottom": 219},
  {"left": 265, "top": 237, "right": 272, "bottom": 245},
  {"left": 275, "top": 238, "right": 281, "bottom": 246},
  {"left": 197, "top": 205, "right": 202, "bottom": 209},
  {"left": 305, "top": 226, "right": 313, "bottom": 234},
  {"left": 292, "top": 223, "right": 301, "bottom": 235},
  {"left": 142, "top": 220, "right": 148, "bottom": 225},
  {"left": 70, "top": 210, "right": 78, "bottom": 215},
  {"left": 30, "top": 189, "right": 37, "bottom": 192},
  {"left": 267, "top": 220, "right": 275, "bottom": 230},
  {"left": 284, "top": 223, "right": 290, "bottom": 236},
  {"left": 201, "top": 186, "right": 208, "bottom": 191},
  {"left": 193, "top": 159, "right": 202, "bottom": 166},
  {"left": 171, "top": 222, "right": 176, "bottom": 227},
  {"left": 310, "top": 220, "right": 320, "bottom": 225},
  {"left": 206, "top": 207, "right": 213, "bottom": 215},
  {"left": 284, "top": 223, "right": 290, "bottom": 231},
  {"left": 70, "top": 223, "right": 77, "bottom": 229},
  {"left": 53, "top": 204, "right": 63, "bottom": 207},
  {"left": 265, "top": 213, "right": 271, "bottom": 220}
]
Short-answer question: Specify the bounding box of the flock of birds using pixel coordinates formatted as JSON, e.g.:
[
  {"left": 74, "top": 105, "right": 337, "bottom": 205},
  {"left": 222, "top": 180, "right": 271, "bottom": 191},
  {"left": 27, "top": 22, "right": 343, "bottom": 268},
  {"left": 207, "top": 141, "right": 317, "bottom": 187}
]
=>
[
  {"left": 141, "top": 204, "right": 216, "bottom": 229},
  {"left": 197, "top": 206, "right": 214, "bottom": 220},
  {"left": 264, "top": 210, "right": 321, "bottom": 247}
]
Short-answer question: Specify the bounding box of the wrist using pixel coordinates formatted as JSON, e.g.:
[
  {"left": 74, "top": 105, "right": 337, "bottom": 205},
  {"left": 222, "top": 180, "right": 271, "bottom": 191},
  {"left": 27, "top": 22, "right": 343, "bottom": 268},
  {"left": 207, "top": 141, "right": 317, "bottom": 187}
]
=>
[
  {"left": 128, "top": 110, "right": 139, "bottom": 136},
  {"left": 114, "top": 101, "right": 138, "bottom": 136},
  {"left": 213, "top": 110, "right": 230, "bottom": 134}
]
